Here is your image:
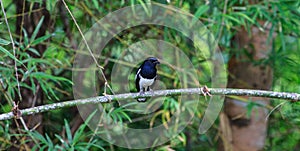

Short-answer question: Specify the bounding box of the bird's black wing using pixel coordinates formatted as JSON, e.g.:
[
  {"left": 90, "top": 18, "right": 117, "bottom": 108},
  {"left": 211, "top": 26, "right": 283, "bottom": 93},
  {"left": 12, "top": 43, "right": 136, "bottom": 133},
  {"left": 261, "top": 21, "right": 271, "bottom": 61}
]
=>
[
  {"left": 135, "top": 68, "right": 141, "bottom": 92},
  {"left": 135, "top": 68, "right": 147, "bottom": 102}
]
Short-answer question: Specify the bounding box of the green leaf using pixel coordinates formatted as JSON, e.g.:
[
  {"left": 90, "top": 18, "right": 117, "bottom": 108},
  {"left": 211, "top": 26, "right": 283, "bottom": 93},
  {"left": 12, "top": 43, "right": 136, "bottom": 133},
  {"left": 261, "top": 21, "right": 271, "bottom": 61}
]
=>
[
  {"left": 45, "top": 134, "right": 54, "bottom": 149},
  {"left": 223, "top": 14, "right": 241, "bottom": 24},
  {"left": 0, "top": 104, "right": 11, "bottom": 113},
  {"left": 92, "top": 0, "right": 100, "bottom": 10},
  {"left": 22, "top": 28, "right": 29, "bottom": 47},
  {"left": 32, "top": 131, "right": 47, "bottom": 144},
  {"left": 27, "top": 47, "right": 40, "bottom": 56},
  {"left": 120, "top": 111, "right": 132, "bottom": 122},
  {"left": 39, "top": 81, "right": 49, "bottom": 98},
  {"left": 0, "top": 66, "right": 13, "bottom": 72},
  {"left": 73, "top": 110, "right": 97, "bottom": 144},
  {"left": 54, "top": 146, "right": 65, "bottom": 151},
  {"left": 86, "top": 143, "right": 105, "bottom": 151},
  {"left": 30, "top": 72, "right": 73, "bottom": 85},
  {"left": 55, "top": 134, "right": 70, "bottom": 148},
  {"left": 19, "top": 82, "right": 35, "bottom": 92},
  {"left": 31, "top": 33, "right": 53, "bottom": 45},
  {"left": 192, "top": 5, "right": 209, "bottom": 25},
  {"left": 279, "top": 24, "right": 286, "bottom": 51},
  {"left": 48, "top": 85, "right": 59, "bottom": 100},
  {"left": 0, "top": 46, "right": 23, "bottom": 65},
  {"left": 21, "top": 58, "right": 55, "bottom": 67},
  {"left": 64, "top": 119, "right": 73, "bottom": 146},
  {"left": 0, "top": 38, "right": 11, "bottom": 45},
  {"left": 235, "top": 12, "right": 255, "bottom": 24},
  {"left": 30, "top": 16, "right": 45, "bottom": 43},
  {"left": 137, "top": 0, "right": 151, "bottom": 16}
]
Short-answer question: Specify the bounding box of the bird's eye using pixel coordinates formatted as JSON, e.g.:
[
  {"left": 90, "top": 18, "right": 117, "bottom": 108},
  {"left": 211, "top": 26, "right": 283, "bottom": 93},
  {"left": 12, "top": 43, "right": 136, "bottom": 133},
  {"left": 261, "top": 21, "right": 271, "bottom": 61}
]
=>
[{"left": 147, "top": 57, "right": 159, "bottom": 63}]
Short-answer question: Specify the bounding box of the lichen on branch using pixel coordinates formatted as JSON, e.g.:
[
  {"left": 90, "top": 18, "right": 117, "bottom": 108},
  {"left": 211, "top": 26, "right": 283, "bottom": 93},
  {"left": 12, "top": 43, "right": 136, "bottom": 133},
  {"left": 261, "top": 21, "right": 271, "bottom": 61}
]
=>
[{"left": 0, "top": 87, "right": 299, "bottom": 121}]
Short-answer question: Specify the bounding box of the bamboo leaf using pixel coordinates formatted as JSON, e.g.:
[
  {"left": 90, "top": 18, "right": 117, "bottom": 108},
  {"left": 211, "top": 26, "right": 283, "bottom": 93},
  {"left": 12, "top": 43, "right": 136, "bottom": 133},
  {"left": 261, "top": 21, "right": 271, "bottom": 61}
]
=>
[
  {"left": 27, "top": 47, "right": 40, "bottom": 56},
  {"left": 0, "top": 46, "right": 22, "bottom": 64},
  {"left": 64, "top": 119, "right": 73, "bottom": 146},
  {"left": 192, "top": 5, "right": 209, "bottom": 25},
  {"left": 30, "top": 16, "right": 45, "bottom": 43},
  {"left": 30, "top": 72, "right": 73, "bottom": 85},
  {"left": 223, "top": 14, "right": 241, "bottom": 24},
  {"left": 235, "top": 12, "right": 255, "bottom": 24},
  {"left": 31, "top": 33, "right": 53, "bottom": 45},
  {"left": 22, "top": 28, "right": 29, "bottom": 47},
  {"left": 0, "top": 38, "right": 11, "bottom": 45}
]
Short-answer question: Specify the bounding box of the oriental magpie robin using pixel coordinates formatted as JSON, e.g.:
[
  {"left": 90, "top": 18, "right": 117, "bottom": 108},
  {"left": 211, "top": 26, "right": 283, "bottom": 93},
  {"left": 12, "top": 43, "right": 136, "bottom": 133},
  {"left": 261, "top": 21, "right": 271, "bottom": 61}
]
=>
[{"left": 135, "top": 57, "right": 160, "bottom": 102}]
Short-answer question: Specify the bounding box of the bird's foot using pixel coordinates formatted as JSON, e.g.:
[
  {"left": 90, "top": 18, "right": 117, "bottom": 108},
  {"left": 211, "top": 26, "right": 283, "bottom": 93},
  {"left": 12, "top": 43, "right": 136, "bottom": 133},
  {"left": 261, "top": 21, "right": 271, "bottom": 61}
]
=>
[
  {"left": 137, "top": 91, "right": 147, "bottom": 102},
  {"left": 139, "top": 91, "right": 145, "bottom": 95}
]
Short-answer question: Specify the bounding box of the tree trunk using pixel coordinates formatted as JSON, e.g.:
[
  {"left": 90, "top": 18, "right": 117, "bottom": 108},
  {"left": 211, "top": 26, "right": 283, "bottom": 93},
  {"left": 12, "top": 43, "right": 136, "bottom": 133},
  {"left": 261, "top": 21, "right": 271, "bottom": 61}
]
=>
[
  {"left": 219, "top": 21, "right": 274, "bottom": 151},
  {"left": 14, "top": 0, "right": 50, "bottom": 136}
]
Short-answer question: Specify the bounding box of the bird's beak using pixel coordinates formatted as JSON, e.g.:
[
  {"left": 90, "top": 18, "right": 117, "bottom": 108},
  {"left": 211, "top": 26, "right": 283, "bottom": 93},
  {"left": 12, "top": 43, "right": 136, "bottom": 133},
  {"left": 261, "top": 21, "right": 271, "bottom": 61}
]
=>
[{"left": 155, "top": 60, "right": 160, "bottom": 64}]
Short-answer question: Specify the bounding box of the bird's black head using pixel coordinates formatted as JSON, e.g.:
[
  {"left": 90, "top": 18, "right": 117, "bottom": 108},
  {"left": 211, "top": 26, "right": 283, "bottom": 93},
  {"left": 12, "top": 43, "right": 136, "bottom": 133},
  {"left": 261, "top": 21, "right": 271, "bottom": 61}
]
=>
[{"left": 146, "top": 57, "right": 160, "bottom": 65}]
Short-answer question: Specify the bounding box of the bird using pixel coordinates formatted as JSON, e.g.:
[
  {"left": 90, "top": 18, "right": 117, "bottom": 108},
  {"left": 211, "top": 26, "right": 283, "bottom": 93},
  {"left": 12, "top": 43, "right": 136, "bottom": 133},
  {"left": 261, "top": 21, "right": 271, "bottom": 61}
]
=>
[{"left": 135, "top": 57, "right": 160, "bottom": 102}]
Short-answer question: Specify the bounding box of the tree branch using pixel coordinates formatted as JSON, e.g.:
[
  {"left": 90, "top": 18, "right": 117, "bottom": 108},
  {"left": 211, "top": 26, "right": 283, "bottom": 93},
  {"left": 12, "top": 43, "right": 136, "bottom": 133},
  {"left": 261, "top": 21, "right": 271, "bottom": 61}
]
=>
[{"left": 1, "top": 87, "right": 299, "bottom": 121}]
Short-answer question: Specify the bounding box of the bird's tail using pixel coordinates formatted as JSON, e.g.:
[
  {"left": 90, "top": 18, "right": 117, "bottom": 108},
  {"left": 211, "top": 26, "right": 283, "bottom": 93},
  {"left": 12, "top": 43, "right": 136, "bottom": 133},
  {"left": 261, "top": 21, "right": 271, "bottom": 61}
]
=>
[{"left": 137, "top": 98, "right": 147, "bottom": 102}]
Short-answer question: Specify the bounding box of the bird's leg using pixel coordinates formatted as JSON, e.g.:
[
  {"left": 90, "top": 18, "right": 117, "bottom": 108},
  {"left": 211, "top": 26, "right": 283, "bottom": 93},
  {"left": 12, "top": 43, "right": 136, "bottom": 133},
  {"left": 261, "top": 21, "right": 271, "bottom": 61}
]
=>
[
  {"left": 139, "top": 87, "right": 145, "bottom": 95},
  {"left": 148, "top": 86, "right": 154, "bottom": 95},
  {"left": 139, "top": 91, "right": 144, "bottom": 95},
  {"left": 137, "top": 87, "right": 147, "bottom": 102}
]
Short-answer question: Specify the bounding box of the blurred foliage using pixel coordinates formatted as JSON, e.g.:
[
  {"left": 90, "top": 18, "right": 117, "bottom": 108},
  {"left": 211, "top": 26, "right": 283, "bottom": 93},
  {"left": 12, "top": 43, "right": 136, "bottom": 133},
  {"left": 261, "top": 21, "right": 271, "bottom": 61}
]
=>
[{"left": 0, "top": 0, "right": 299, "bottom": 150}]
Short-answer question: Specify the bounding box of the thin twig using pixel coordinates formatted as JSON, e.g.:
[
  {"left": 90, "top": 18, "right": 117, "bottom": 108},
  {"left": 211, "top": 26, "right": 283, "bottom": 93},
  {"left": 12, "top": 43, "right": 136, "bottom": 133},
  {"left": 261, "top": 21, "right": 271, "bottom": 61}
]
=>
[
  {"left": 217, "top": 0, "right": 228, "bottom": 43},
  {"left": 265, "top": 101, "right": 287, "bottom": 121},
  {"left": 61, "top": 0, "right": 103, "bottom": 70},
  {"left": 61, "top": 0, "right": 115, "bottom": 96},
  {"left": 0, "top": 0, "right": 22, "bottom": 101},
  {"left": 1, "top": 0, "right": 32, "bottom": 137},
  {"left": 0, "top": 87, "right": 299, "bottom": 121}
]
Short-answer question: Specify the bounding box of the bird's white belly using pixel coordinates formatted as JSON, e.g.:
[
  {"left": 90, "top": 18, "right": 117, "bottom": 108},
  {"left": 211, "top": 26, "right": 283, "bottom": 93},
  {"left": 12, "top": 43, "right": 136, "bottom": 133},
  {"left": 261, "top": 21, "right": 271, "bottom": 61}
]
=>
[{"left": 139, "top": 77, "right": 154, "bottom": 88}]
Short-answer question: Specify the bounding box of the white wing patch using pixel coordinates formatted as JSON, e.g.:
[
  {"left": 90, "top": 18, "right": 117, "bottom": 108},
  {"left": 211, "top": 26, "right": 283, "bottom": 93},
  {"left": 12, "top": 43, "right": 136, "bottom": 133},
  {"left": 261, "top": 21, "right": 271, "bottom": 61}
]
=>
[{"left": 135, "top": 68, "right": 141, "bottom": 80}]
